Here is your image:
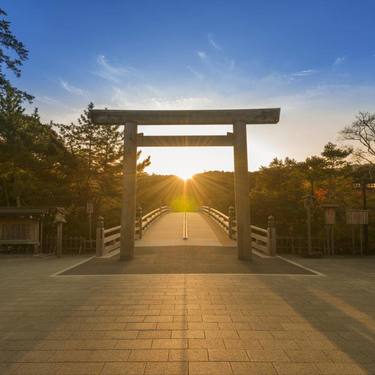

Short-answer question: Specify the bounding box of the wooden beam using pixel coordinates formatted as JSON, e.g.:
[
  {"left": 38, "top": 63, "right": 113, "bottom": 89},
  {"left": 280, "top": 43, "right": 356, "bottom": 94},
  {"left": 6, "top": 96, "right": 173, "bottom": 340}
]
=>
[
  {"left": 233, "top": 121, "right": 252, "bottom": 260},
  {"left": 89, "top": 108, "right": 280, "bottom": 125},
  {"left": 120, "top": 122, "right": 138, "bottom": 260},
  {"left": 137, "top": 133, "right": 234, "bottom": 147}
]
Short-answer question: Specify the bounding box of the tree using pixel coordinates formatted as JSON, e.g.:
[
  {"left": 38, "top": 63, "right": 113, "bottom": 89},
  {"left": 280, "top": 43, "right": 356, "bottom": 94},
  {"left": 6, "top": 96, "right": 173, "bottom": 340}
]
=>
[
  {"left": 341, "top": 112, "right": 375, "bottom": 164},
  {"left": 0, "top": 8, "right": 32, "bottom": 101},
  {"left": 58, "top": 103, "right": 151, "bottom": 215},
  {"left": 299, "top": 156, "right": 326, "bottom": 196},
  {"left": 0, "top": 85, "right": 69, "bottom": 206},
  {"left": 321, "top": 142, "right": 352, "bottom": 200}
]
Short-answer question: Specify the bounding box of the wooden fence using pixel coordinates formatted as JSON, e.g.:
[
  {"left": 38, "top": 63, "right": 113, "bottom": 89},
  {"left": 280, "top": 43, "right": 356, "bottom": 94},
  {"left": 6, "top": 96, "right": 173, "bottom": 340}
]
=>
[
  {"left": 96, "top": 206, "right": 169, "bottom": 257},
  {"left": 201, "top": 206, "right": 276, "bottom": 256}
]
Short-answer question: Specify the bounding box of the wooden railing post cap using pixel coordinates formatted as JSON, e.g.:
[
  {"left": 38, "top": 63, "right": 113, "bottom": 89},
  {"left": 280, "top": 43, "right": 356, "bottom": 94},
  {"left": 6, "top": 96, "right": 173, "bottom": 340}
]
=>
[
  {"left": 97, "top": 216, "right": 104, "bottom": 227},
  {"left": 268, "top": 215, "right": 275, "bottom": 227},
  {"left": 228, "top": 206, "right": 235, "bottom": 214}
]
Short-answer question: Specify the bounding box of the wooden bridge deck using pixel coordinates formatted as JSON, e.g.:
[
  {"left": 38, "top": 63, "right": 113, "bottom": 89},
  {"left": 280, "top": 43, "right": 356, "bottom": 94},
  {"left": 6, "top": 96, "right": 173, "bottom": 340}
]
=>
[{"left": 137, "top": 212, "right": 236, "bottom": 248}]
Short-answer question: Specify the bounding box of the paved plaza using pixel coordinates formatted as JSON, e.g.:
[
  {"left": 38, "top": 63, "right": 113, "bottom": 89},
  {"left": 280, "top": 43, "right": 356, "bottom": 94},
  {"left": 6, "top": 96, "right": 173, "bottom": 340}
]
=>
[{"left": 0, "top": 254, "right": 375, "bottom": 374}]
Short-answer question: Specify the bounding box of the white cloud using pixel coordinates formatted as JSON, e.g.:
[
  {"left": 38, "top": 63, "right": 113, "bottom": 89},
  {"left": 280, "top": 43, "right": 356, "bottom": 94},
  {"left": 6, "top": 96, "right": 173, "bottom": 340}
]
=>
[
  {"left": 110, "top": 85, "right": 212, "bottom": 110},
  {"left": 208, "top": 33, "right": 222, "bottom": 51},
  {"left": 333, "top": 56, "right": 345, "bottom": 66},
  {"left": 59, "top": 79, "right": 86, "bottom": 96},
  {"left": 197, "top": 51, "right": 208, "bottom": 61},
  {"left": 94, "top": 55, "right": 133, "bottom": 83},
  {"left": 187, "top": 65, "right": 204, "bottom": 79},
  {"left": 290, "top": 69, "right": 318, "bottom": 78}
]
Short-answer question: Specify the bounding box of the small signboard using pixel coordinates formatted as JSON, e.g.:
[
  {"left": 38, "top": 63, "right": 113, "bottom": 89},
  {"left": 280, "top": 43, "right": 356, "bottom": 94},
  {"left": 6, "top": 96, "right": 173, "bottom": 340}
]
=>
[
  {"left": 346, "top": 209, "right": 369, "bottom": 225},
  {"left": 325, "top": 208, "right": 336, "bottom": 225}
]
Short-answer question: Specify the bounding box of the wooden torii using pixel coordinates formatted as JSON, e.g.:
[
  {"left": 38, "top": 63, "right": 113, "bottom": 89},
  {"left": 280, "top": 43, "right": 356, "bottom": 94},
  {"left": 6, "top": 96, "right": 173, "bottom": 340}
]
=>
[{"left": 90, "top": 108, "right": 280, "bottom": 261}]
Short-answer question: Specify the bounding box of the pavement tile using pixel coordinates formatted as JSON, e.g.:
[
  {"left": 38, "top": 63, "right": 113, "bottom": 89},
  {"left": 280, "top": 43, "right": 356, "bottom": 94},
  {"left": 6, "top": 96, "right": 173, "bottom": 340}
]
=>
[
  {"left": 208, "top": 349, "right": 249, "bottom": 361},
  {"left": 273, "top": 362, "right": 321, "bottom": 375},
  {"left": 145, "top": 361, "right": 188, "bottom": 374},
  {"left": 189, "top": 338, "right": 226, "bottom": 349},
  {"left": 56, "top": 362, "right": 104, "bottom": 374},
  {"left": 101, "top": 362, "right": 146, "bottom": 375},
  {"left": 171, "top": 330, "right": 205, "bottom": 339},
  {"left": 246, "top": 349, "right": 290, "bottom": 362},
  {"left": 169, "top": 349, "right": 208, "bottom": 361},
  {"left": 137, "top": 330, "right": 172, "bottom": 339},
  {"left": 316, "top": 362, "right": 371, "bottom": 374},
  {"left": 116, "top": 339, "right": 152, "bottom": 349},
  {"left": 230, "top": 362, "right": 277, "bottom": 374},
  {"left": 151, "top": 339, "right": 188, "bottom": 349},
  {"left": 189, "top": 361, "right": 233, "bottom": 374},
  {"left": 128, "top": 349, "right": 169, "bottom": 362},
  {"left": 11, "top": 363, "right": 62, "bottom": 374}
]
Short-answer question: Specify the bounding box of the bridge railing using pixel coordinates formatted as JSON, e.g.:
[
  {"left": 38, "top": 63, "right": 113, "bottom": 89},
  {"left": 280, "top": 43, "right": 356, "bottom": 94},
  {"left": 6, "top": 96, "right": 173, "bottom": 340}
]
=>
[
  {"left": 201, "top": 206, "right": 276, "bottom": 256},
  {"left": 96, "top": 206, "right": 169, "bottom": 257}
]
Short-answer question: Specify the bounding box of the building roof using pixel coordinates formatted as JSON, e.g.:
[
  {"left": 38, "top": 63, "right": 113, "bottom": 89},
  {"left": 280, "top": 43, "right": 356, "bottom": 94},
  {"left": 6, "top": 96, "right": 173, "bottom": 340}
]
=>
[{"left": 0, "top": 208, "right": 49, "bottom": 217}]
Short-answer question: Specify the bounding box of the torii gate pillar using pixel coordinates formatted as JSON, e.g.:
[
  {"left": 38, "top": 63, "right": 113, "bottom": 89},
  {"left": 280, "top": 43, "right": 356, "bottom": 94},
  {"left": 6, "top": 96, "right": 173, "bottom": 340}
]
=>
[
  {"left": 120, "top": 122, "right": 138, "bottom": 260},
  {"left": 233, "top": 121, "right": 251, "bottom": 259}
]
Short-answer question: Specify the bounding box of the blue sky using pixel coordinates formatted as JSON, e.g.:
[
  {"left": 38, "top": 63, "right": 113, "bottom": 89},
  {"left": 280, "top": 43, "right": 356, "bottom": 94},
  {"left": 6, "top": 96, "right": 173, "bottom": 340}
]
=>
[{"left": 3, "top": 0, "right": 375, "bottom": 176}]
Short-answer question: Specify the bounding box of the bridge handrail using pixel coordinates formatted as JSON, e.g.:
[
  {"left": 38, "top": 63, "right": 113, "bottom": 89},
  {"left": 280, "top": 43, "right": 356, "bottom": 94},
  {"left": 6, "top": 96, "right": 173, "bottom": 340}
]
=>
[
  {"left": 96, "top": 206, "right": 169, "bottom": 257},
  {"left": 201, "top": 206, "right": 276, "bottom": 256}
]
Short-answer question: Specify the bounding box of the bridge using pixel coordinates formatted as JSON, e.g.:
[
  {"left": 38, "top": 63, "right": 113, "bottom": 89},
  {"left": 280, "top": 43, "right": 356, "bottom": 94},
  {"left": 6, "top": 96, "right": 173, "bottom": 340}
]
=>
[
  {"left": 69, "top": 206, "right": 312, "bottom": 276},
  {"left": 96, "top": 206, "right": 275, "bottom": 259}
]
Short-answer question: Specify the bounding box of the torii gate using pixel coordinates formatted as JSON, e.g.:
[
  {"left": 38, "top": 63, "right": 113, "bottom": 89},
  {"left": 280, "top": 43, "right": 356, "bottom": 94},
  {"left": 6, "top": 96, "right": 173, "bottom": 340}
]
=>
[{"left": 90, "top": 108, "right": 280, "bottom": 261}]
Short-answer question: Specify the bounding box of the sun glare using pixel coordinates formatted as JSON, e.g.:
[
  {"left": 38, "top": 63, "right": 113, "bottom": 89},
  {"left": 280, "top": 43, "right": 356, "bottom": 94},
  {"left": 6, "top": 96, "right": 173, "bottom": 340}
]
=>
[{"left": 177, "top": 172, "right": 194, "bottom": 181}]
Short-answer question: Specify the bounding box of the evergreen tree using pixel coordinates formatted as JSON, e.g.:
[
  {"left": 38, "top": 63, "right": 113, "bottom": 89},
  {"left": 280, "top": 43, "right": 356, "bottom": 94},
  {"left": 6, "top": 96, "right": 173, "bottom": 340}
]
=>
[
  {"left": 58, "top": 103, "right": 150, "bottom": 215},
  {"left": 0, "top": 8, "right": 32, "bottom": 101}
]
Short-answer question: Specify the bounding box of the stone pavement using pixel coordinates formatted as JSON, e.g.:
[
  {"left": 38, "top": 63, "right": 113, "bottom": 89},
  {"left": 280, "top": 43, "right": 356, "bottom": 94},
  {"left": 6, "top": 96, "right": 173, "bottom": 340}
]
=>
[
  {"left": 0, "top": 255, "right": 375, "bottom": 374},
  {"left": 60, "top": 247, "right": 315, "bottom": 275}
]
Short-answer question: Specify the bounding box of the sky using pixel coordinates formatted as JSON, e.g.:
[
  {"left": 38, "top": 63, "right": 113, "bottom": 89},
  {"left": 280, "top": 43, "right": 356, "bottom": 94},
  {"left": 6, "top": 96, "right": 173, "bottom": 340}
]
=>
[{"left": 3, "top": 0, "right": 375, "bottom": 178}]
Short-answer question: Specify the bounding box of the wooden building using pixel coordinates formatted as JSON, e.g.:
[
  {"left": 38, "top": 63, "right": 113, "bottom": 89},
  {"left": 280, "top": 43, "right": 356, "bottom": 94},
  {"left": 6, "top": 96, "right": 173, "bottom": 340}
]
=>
[{"left": 0, "top": 208, "right": 48, "bottom": 253}]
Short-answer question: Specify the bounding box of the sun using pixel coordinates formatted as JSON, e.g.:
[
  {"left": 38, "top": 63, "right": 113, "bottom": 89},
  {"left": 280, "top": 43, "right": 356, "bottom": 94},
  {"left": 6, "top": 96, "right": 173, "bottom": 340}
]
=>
[{"left": 176, "top": 172, "right": 194, "bottom": 181}]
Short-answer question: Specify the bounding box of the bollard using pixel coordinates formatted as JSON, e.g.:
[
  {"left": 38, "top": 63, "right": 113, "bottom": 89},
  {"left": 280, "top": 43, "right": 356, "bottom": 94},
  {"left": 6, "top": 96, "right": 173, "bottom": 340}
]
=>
[
  {"left": 228, "top": 206, "right": 235, "bottom": 239},
  {"left": 96, "top": 216, "right": 104, "bottom": 257},
  {"left": 267, "top": 215, "right": 277, "bottom": 256},
  {"left": 137, "top": 206, "right": 143, "bottom": 239}
]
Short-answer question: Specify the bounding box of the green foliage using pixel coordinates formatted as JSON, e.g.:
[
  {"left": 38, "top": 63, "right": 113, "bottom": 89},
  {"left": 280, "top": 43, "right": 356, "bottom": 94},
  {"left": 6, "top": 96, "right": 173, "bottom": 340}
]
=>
[
  {"left": 0, "top": 8, "right": 33, "bottom": 102},
  {"left": 0, "top": 86, "right": 69, "bottom": 206}
]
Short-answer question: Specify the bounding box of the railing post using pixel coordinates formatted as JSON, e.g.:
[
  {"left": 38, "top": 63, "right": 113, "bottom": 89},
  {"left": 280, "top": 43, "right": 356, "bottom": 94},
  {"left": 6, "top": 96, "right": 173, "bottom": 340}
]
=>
[
  {"left": 96, "top": 216, "right": 104, "bottom": 257},
  {"left": 228, "top": 206, "right": 235, "bottom": 239},
  {"left": 267, "top": 215, "right": 277, "bottom": 256},
  {"left": 137, "top": 206, "right": 143, "bottom": 239}
]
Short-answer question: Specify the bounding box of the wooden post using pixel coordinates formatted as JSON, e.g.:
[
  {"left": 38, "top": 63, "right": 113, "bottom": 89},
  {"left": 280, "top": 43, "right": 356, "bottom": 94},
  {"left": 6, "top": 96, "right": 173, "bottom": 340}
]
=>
[
  {"left": 56, "top": 223, "right": 62, "bottom": 257},
  {"left": 54, "top": 207, "right": 66, "bottom": 258},
  {"left": 233, "top": 121, "right": 251, "bottom": 259},
  {"left": 96, "top": 216, "right": 104, "bottom": 257},
  {"left": 267, "top": 215, "right": 277, "bottom": 256},
  {"left": 120, "top": 122, "right": 138, "bottom": 260},
  {"left": 137, "top": 206, "right": 143, "bottom": 239},
  {"left": 228, "top": 206, "right": 235, "bottom": 239}
]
